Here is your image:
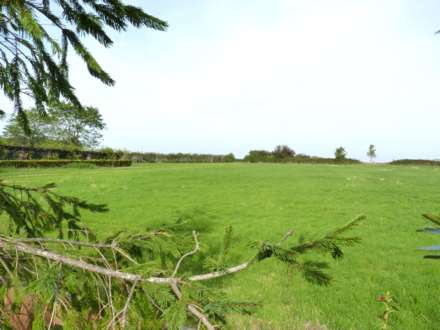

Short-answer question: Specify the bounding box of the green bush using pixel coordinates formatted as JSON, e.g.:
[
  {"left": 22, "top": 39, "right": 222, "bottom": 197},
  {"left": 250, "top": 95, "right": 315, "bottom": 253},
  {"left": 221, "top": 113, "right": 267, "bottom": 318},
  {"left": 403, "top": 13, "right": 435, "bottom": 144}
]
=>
[
  {"left": 0, "top": 160, "right": 132, "bottom": 168},
  {"left": 244, "top": 150, "right": 274, "bottom": 163}
]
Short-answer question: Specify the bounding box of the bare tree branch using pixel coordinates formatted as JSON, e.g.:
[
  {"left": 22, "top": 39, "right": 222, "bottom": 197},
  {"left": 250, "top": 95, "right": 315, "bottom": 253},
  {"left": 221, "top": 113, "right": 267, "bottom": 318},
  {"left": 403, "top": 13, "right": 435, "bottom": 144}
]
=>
[
  {"left": 0, "top": 239, "right": 147, "bottom": 283},
  {"left": 188, "top": 261, "right": 251, "bottom": 282},
  {"left": 0, "top": 232, "right": 294, "bottom": 284},
  {"left": 172, "top": 231, "right": 199, "bottom": 277}
]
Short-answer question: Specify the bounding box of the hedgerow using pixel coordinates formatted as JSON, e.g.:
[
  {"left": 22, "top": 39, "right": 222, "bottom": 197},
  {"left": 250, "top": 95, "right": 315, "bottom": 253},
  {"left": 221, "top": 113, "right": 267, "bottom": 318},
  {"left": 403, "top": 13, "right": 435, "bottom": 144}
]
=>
[
  {"left": 389, "top": 159, "right": 440, "bottom": 166},
  {"left": 0, "top": 160, "right": 132, "bottom": 168}
]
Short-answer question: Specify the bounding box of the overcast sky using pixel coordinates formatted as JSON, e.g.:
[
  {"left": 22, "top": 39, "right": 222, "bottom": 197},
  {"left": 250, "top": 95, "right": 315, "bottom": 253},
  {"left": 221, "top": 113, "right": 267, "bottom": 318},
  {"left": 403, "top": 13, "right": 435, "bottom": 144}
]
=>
[{"left": 2, "top": 0, "right": 440, "bottom": 161}]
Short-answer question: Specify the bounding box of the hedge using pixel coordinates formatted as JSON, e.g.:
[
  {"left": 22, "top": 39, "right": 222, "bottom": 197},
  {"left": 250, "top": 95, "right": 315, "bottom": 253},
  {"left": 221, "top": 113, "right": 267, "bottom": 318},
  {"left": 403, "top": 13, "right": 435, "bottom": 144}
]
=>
[
  {"left": 0, "top": 144, "right": 236, "bottom": 163},
  {"left": 0, "top": 160, "right": 132, "bottom": 168},
  {"left": 129, "top": 152, "right": 236, "bottom": 163},
  {"left": 0, "top": 144, "right": 122, "bottom": 161},
  {"left": 389, "top": 159, "right": 440, "bottom": 166}
]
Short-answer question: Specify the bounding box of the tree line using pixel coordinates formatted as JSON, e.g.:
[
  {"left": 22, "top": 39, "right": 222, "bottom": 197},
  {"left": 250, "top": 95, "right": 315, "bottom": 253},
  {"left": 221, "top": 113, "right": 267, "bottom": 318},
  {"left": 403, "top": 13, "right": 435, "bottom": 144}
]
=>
[
  {"left": 1, "top": 102, "right": 105, "bottom": 149},
  {"left": 0, "top": 139, "right": 380, "bottom": 164},
  {"left": 243, "top": 145, "right": 367, "bottom": 164},
  {"left": 0, "top": 106, "right": 377, "bottom": 164}
]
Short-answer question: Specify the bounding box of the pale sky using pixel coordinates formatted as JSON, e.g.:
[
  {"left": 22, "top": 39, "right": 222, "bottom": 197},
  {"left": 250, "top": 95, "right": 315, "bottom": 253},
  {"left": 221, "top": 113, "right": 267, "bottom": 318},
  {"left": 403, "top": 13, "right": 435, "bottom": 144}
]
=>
[{"left": 2, "top": 0, "right": 440, "bottom": 161}]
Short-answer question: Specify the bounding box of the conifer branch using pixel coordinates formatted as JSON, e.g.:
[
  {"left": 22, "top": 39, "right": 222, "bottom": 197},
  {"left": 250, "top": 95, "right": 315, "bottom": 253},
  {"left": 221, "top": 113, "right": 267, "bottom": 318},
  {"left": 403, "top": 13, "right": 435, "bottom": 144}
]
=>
[{"left": 0, "top": 0, "right": 168, "bottom": 132}]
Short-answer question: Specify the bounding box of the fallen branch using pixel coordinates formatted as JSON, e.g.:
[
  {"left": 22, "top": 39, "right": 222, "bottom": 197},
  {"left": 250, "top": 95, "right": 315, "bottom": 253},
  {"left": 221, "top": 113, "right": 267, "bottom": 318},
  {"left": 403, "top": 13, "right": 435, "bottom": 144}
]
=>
[
  {"left": 1, "top": 234, "right": 247, "bottom": 329},
  {"left": 0, "top": 225, "right": 299, "bottom": 285},
  {"left": 0, "top": 239, "right": 147, "bottom": 283},
  {"left": 0, "top": 237, "right": 255, "bottom": 285}
]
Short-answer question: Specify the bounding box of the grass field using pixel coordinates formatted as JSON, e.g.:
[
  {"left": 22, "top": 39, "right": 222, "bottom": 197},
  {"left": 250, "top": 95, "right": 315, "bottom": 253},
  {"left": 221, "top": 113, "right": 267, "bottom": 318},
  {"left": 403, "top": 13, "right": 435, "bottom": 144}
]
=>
[{"left": 2, "top": 163, "right": 440, "bottom": 329}]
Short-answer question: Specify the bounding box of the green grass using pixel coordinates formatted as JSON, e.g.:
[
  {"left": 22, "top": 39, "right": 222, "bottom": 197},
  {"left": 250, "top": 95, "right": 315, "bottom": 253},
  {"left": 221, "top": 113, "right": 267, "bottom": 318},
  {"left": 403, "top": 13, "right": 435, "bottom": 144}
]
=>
[{"left": 2, "top": 163, "right": 440, "bottom": 329}]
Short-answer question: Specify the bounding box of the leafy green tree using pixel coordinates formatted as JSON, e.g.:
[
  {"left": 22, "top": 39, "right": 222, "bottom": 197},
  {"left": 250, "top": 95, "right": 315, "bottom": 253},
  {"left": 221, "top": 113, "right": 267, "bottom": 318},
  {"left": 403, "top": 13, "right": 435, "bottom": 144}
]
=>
[
  {"left": 273, "top": 145, "right": 295, "bottom": 160},
  {"left": 47, "top": 102, "right": 105, "bottom": 148},
  {"left": 3, "top": 102, "right": 106, "bottom": 148},
  {"left": 223, "top": 153, "right": 235, "bottom": 162},
  {"left": 367, "top": 144, "right": 376, "bottom": 162},
  {"left": 0, "top": 0, "right": 167, "bottom": 130},
  {"left": 334, "top": 146, "right": 347, "bottom": 161},
  {"left": 2, "top": 109, "right": 51, "bottom": 146},
  {"left": 244, "top": 150, "right": 273, "bottom": 163}
]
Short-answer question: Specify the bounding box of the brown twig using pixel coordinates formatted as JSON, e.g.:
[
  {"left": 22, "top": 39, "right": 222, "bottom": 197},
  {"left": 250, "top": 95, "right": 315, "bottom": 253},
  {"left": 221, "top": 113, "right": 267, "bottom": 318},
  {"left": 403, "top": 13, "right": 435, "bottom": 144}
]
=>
[
  {"left": 107, "top": 276, "right": 115, "bottom": 330},
  {"left": 47, "top": 300, "right": 57, "bottom": 330}
]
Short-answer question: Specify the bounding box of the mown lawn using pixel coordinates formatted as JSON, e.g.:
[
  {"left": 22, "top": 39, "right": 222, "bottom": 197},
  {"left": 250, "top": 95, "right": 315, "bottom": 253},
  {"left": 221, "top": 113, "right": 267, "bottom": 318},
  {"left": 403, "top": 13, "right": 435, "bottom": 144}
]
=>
[{"left": 2, "top": 163, "right": 440, "bottom": 329}]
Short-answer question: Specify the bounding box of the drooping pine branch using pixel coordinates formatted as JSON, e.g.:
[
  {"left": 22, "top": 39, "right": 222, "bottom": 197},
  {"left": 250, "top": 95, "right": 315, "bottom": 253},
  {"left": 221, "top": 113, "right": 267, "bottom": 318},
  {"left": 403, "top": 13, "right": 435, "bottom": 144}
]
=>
[
  {"left": 0, "top": 0, "right": 168, "bottom": 131},
  {"left": 0, "top": 180, "right": 107, "bottom": 238}
]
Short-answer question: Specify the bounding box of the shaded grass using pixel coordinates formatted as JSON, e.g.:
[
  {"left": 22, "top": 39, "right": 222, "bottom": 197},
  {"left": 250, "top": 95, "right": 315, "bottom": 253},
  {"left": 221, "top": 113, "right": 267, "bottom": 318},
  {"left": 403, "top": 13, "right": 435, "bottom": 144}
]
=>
[{"left": 1, "top": 163, "right": 440, "bottom": 329}]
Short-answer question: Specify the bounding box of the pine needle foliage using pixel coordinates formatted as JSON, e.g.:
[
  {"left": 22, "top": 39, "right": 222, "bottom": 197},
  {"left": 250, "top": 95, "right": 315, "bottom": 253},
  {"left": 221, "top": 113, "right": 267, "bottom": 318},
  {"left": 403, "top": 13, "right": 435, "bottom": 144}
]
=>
[
  {"left": 204, "top": 225, "right": 233, "bottom": 271},
  {"left": 0, "top": 0, "right": 167, "bottom": 126},
  {"left": 0, "top": 180, "right": 107, "bottom": 238},
  {"left": 250, "top": 215, "right": 365, "bottom": 286}
]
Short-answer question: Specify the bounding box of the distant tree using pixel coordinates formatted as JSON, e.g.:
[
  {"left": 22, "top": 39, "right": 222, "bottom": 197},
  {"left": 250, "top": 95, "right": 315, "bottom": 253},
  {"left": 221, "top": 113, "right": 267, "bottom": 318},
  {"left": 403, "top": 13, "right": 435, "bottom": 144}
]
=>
[
  {"left": 3, "top": 102, "right": 106, "bottom": 148},
  {"left": 47, "top": 102, "right": 105, "bottom": 148},
  {"left": 244, "top": 150, "right": 273, "bottom": 163},
  {"left": 2, "top": 110, "right": 51, "bottom": 147},
  {"left": 334, "top": 147, "right": 347, "bottom": 161},
  {"left": 367, "top": 144, "right": 376, "bottom": 162},
  {"left": 273, "top": 145, "right": 295, "bottom": 160},
  {"left": 223, "top": 153, "right": 236, "bottom": 162}
]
